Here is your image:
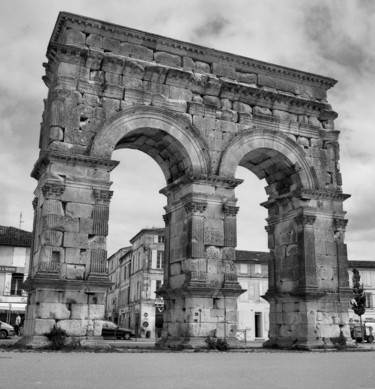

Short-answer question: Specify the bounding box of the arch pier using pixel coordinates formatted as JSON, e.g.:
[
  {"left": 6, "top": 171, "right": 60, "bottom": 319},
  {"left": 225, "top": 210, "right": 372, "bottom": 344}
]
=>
[{"left": 23, "top": 12, "right": 353, "bottom": 349}]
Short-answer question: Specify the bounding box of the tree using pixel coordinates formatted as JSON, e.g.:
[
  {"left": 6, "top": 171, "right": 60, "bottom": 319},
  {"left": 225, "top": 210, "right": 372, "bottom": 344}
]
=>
[{"left": 350, "top": 269, "right": 366, "bottom": 342}]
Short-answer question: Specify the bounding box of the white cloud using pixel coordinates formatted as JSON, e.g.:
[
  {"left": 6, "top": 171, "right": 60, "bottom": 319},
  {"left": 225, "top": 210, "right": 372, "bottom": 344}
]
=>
[{"left": 0, "top": 0, "right": 374, "bottom": 259}]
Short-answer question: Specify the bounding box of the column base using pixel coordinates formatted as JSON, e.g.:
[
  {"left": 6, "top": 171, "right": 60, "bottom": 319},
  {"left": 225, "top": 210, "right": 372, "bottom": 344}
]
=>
[
  {"left": 155, "top": 335, "right": 244, "bottom": 350},
  {"left": 16, "top": 335, "right": 110, "bottom": 350},
  {"left": 263, "top": 336, "right": 357, "bottom": 350}
]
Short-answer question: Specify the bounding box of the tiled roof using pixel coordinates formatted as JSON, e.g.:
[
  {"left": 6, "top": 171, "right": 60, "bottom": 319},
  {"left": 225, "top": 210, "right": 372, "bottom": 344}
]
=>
[
  {"left": 348, "top": 260, "right": 375, "bottom": 269},
  {"left": 130, "top": 227, "right": 165, "bottom": 243},
  {"left": 235, "top": 250, "right": 270, "bottom": 262},
  {"left": 0, "top": 226, "right": 32, "bottom": 247}
]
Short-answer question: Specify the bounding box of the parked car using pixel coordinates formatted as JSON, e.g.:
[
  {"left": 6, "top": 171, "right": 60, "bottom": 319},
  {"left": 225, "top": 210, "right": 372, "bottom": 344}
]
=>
[
  {"left": 101, "top": 321, "right": 135, "bottom": 340},
  {"left": 350, "top": 324, "right": 374, "bottom": 343},
  {"left": 0, "top": 321, "right": 15, "bottom": 339}
]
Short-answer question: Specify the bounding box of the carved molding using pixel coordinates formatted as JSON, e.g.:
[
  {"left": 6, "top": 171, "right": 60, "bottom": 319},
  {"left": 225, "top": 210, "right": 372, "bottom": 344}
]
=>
[
  {"left": 41, "top": 183, "right": 65, "bottom": 198},
  {"left": 51, "top": 12, "right": 336, "bottom": 90},
  {"left": 163, "top": 213, "right": 171, "bottom": 225},
  {"left": 93, "top": 189, "right": 113, "bottom": 204},
  {"left": 294, "top": 214, "right": 316, "bottom": 227},
  {"left": 31, "top": 151, "right": 119, "bottom": 180},
  {"left": 184, "top": 201, "right": 207, "bottom": 214}
]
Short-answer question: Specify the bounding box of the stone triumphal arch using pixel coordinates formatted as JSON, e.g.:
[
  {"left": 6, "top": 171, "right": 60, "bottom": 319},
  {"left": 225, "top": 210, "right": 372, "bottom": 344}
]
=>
[{"left": 23, "top": 12, "right": 353, "bottom": 349}]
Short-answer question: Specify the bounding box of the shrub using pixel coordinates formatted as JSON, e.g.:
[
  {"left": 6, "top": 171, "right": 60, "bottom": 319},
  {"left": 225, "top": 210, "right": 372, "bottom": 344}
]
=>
[
  {"left": 205, "top": 336, "right": 229, "bottom": 351},
  {"left": 45, "top": 325, "right": 67, "bottom": 350},
  {"left": 330, "top": 330, "right": 347, "bottom": 350}
]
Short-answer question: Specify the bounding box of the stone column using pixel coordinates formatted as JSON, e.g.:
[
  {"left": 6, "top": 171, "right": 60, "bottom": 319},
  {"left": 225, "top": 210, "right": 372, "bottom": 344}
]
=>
[
  {"left": 156, "top": 173, "right": 245, "bottom": 349},
  {"left": 22, "top": 151, "right": 118, "bottom": 348},
  {"left": 263, "top": 191, "right": 354, "bottom": 349}
]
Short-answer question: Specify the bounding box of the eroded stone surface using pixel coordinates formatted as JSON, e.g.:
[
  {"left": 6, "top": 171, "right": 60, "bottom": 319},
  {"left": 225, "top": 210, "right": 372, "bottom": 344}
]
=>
[{"left": 26, "top": 12, "right": 350, "bottom": 350}]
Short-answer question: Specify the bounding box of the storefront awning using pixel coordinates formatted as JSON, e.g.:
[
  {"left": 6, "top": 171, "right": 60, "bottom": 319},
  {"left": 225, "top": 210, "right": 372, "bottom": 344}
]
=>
[{"left": 0, "top": 303, "right": 26, "bottom": 313}]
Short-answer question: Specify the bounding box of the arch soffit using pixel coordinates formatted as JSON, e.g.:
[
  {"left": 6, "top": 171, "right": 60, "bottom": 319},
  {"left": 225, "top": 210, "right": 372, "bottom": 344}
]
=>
[
  {"left": 89, "top": 106, "right": 210, "bottom": 175},
  {"left": 219, "top": 129, "right": 317, "bottom": 190}
]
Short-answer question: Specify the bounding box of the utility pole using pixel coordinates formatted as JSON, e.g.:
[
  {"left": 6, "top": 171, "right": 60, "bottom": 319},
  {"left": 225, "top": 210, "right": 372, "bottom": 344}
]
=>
[{"left": 19, "top": 212, "right": 24, "bottom": 229}]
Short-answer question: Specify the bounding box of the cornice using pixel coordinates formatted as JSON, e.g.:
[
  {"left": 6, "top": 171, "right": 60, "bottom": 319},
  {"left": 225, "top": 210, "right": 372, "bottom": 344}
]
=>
[
  {"left": 261, "top": 189, "right": 350, "bottom": 208},
  {"left": 31, "top": 151, "right": 119, "bottom": 180},
  {"left": 51, "top": 12, "right": 337, "bottom": 90},
  {"left": 160, "top": 172, "right": 243, "bottom": 196}
]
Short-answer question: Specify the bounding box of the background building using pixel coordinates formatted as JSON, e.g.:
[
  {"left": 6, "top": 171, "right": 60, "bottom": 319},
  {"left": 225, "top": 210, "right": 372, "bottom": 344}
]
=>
[
  {"left": 0, "top": 226, "right": 31, "bottom": 325},
  {"left": 348, "top": 260, "right": 375, "bottom": 325},
  {"left": 235, "top": 250, "right": 270, "bottom": 341},
  {"left": 106, "top": 229, "right": 375, "bottom": 341},
  {"left": 106, "top": 228, "right": 165, "bottom": 338}
]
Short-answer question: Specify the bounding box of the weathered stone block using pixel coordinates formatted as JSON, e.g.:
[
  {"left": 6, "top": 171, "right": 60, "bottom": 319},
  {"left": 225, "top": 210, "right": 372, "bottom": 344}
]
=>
[
  {"left": 65, "top": 29, "right": 86, "bottom": 46},
  {"left": 203, "top": 95, "right": 221, "bottom": 109},
  {"left": 80, "top": 218, "right": 94, "bottom": 234},
  {"left": 123, "top": 76, "right": 143, "bottom": 89},
  {"left": 102, "top": 55, "right": 124, "bottom": 74},
  {"left": 236, "top": 72, "right": 257, "bottom": 84},
  {"left": 34, "top": 319, "right": 56, "bottom": 335},
  {"left": 40, "top": 230, "right": 63, "bottom": 247},
  {"left": 154, "top": 51, "right": 181, "bottom": 67},
  {"left": 123, "top": 59, "right": 145, "bottom": 79},
  {"left": 120, "top": 42, "right": 153, "bottom": 61},
  {"left": 57, "top": 320, "right": 89, "bottom": 336},
  {"left": 212, "top": 63, "right": 236, "bottom": 79},
  {"left": 86, "top": 34, "right": 103, "bottom": 49},
  {"left": 43, "top": 215, "right": 79, "bottom": 233},
  {"left": 70, "top": 304, "right": 105, "bottom": 320},
  {"left": 64, "top": 232, "right": 89, "bottom": 248},
  {"left": 42, "top": 200, "right": 64, "bottom": 216},
  {"left": 169, "top": 86, "right": 192, "bottom": 101},
  {"left": 103, "top": 37, "right": 121, "bottom": 52},
  {"left": 66, "top": 264, "right": 86, "bottom": 280},
  {"left": 253, "top": 106, "right": 272, "bottom": 116},
  {"left": 36, "top": 303, "right": 71, "bottom": 320},
  {"left": 204, "top": 218, "right": 224, "bottom": 246},
  {"left": 66, "top": 203, "right": 93, "bottom": 219}
]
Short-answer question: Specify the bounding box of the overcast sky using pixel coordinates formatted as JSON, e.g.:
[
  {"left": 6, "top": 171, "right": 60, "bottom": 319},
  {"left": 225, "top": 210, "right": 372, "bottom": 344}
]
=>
[{"left": 0, "top": 0, "right": 374, "bottom": 259}]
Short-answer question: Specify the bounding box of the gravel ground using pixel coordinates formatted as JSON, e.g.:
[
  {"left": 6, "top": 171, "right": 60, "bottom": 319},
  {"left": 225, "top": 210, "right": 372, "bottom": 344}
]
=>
[{"left": 1, "top": 350, "right": 375, "bottom": 389}]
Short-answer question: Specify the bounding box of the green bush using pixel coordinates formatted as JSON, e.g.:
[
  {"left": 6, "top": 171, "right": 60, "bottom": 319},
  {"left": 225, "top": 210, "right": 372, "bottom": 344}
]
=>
[
  {"left": 205, "top": 336, "right": 229, "bottom": 351},
  {"left": 45, "top": 325, "right": 67, "bottom": 350},
  {"left": 330, "top": 330, "right": 347, "bottom": 350}
]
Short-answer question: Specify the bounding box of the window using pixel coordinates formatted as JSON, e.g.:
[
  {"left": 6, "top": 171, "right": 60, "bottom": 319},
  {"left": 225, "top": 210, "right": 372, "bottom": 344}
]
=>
[
  {"left": 156, "top": 280, "right": 162, "bottom": 290},
  {"left": 11, "top": 273, "right": 24, "bottom": 296},
  {"left": 254, "top": 264, "right": 262, "bottom": 274},
  {"left": 366, "top": 293, "right": 373, "bottom": 309},
  {"left": 240, "top": 264, "right": 247, "bottom": 274},
  {"left": 158, "top": 235, "right": 165, "bottom": 243},
  {"left": 156, "top": 251, "right": 164, "bottom": 269}
]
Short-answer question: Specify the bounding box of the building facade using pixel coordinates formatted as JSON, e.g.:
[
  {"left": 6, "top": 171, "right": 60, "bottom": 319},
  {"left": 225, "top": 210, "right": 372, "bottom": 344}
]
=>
[
  {"left": 106, "top": 229, "right": 375, "bottom": 342},
  {"left": 348, "top": 261, "right": 375, "bottom": 325},
  {"left": 0, "top": 226, "right": 31, "bottom": 325},
  {"left": 235, "top": 250, "right": 270, "bottom": 341},
  {"left": 106, "top": 228, "right": 165, "bottom": 338}
]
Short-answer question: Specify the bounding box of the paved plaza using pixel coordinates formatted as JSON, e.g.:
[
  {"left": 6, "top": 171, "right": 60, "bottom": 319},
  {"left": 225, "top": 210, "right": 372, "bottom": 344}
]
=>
[{"left": 1, "top": 349, "right": 375, "bottom": 389}]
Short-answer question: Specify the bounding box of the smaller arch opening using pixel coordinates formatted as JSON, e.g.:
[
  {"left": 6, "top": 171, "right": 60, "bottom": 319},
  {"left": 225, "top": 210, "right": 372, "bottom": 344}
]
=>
[
  {"left": 115, "top": 128, "right": 193, "bottom": 184},
  {"left": 239, "top": 148, "right": 302, "bottom": 198}
]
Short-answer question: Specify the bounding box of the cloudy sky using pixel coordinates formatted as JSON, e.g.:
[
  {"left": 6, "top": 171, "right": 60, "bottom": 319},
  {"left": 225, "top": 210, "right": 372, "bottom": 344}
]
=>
[{"left": 0, "top": 0, "right": 374, "bottom": 259}]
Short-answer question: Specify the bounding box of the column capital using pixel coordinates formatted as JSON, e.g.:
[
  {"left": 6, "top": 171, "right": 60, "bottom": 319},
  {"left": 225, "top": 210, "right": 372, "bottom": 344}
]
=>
[
  {"left": 223, "top": 204, "right": 239, "bottom": 217},
  {"left": 184, "top": 201, "right": 207, "bottom": 214},
  {"left": 41, "top": 182, "right": 65, "bottom": 199},
  {"left": 294, "top": 214, "right": 316, "bottom": 227},
  {"left": 265, "top": 224, "right": 276, "bottom": 234},
  {"left": 333, "top": 218, "right": 348, "bottom": 231},
  {"left": 93, "top": 189, "right": 113, "bottom": 204}
]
